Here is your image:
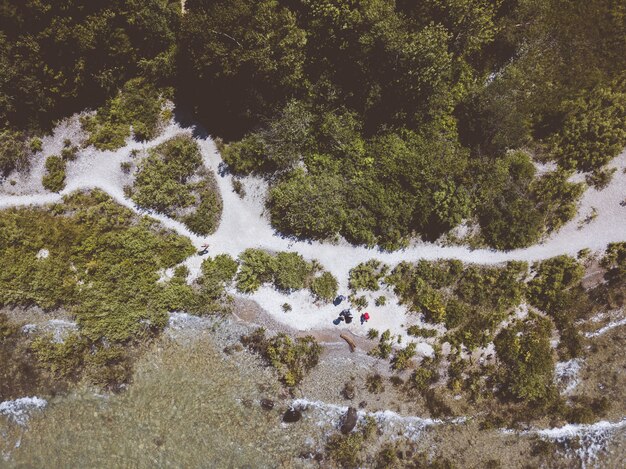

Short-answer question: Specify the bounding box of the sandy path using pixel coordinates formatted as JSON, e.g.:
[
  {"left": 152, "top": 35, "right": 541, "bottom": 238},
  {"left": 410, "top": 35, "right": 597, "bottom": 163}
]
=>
[{"left": 1, "top": 117, "right": 625, "bottom": 339}]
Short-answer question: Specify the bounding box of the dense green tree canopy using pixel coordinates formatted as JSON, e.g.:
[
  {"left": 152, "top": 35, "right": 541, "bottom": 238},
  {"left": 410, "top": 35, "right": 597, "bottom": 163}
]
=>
[{"left": 2, "top": 0, "right": 624, "bottom": 250}]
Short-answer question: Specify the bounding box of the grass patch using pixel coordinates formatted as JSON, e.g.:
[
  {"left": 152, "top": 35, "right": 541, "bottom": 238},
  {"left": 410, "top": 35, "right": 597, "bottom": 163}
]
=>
[{"left": 0, "top": 189, "right": 197, "bottom": 390}]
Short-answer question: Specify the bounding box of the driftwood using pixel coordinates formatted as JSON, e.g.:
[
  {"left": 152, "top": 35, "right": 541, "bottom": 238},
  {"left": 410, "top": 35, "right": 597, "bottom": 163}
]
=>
[{"left": 340, "top": 333, "right": 356, "bottom": 353}]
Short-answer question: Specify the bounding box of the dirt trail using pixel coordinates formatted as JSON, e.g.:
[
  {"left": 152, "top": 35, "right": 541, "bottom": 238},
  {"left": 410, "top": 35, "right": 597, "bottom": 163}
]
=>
[{"left": 1, "top": 116, "right": 625, "bottom": 337}]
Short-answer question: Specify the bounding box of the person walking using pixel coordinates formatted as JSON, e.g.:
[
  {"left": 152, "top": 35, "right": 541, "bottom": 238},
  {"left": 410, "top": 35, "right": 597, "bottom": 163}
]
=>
[{"left": 360, "top": 312, "right": 370, "bottom": 325}]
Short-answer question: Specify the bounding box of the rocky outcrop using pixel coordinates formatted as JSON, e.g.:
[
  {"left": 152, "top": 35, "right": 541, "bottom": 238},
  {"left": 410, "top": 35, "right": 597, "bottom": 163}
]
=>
[{"left": 340, "top": 406, "right": 358, "bottom": 434}]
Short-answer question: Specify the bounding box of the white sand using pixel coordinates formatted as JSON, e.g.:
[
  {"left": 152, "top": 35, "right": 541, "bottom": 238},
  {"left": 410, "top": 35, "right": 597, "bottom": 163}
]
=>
[{"left": 1, "top": 115, "right": 625, "bottom": 339}]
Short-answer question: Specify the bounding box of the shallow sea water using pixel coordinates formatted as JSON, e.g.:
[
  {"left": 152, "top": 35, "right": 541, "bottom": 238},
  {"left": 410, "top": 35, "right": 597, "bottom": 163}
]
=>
[{"left": 2, "top": 330, "right": 327, "bottom": 468}]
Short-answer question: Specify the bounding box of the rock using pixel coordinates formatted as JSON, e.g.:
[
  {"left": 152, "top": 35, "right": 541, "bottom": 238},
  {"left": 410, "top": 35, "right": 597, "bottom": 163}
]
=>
[
  {"left": 340, "top": 406, "right": 358, "bottom": 434},
  {"left": 282, "top": 406, "right": 302, "bottom": 423},
  {"left": 260, "top": 398, "right": 274, "bottom": 411}
]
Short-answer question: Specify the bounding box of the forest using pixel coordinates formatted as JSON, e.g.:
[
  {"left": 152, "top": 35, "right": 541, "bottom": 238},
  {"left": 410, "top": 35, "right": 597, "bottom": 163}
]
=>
[{"left": 1, "top": 0, "right": 625, "bottom": 250}]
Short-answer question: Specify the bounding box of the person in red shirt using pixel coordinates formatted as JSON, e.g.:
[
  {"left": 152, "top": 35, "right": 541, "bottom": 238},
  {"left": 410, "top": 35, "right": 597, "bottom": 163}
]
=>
[{"left": 360, "top": 312, "right": 370, "bottom": 325}]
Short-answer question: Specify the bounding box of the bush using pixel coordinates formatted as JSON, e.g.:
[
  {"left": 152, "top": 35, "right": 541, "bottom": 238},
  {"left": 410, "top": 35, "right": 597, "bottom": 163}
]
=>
[
  {"left": 268, "top": 169, "right": 346, "bottom": 240},
  {"left": 222, "top": 133, "right": 269, "bottom": 175},
  {"left": 0, "top": 129, "right": 28, "bottom": 176},
  {"left": 42, "top": 155, "right": 66, "bottom": 192},
  {"left": 407, "top": 325, "right": 438, "bottom": 338},
  {"left": 411, "top": 366, "right": 437, "bottom": 392},
  {"left": 528, "top": 256, "right": 584, "bottom": 313},
  {"left": 132, "top": 135, "right": 202, "bottom": 214},
  {"left": 236, "top": 249, "right": 277, "bottom": 293},
  {"left": 325, "top": 432, "right": 365, "bottom": 469},
  {"left": 131, "top": 135, "right": 222, "bottom": 235},
  {"left": 61, "top": 145, "right": 78, "bottom": 161},
  {"left": 349, "top": 260, "right": 388, "bottom": 291},
  {"left": 553, "top": 79, "right": 626, "bottom": 172},
  {"left": 375, "top": 295, "right": 386, "bottom": 306},
  {"left": 274, "top": 251, "right": 311, "bottom": 292},
  {"left": 586, "top": 167, "right": 616, "bottom": 190},
  {"left": 84, "top": 345, "right": 133, "bottom": 391},
  {"left": 82, "top": 78, "right": 166, "bottom": 151},
  {"left": 310, "top": 271, "right": 338, "bottom": 302},
  {"left": 30, "top": 137, "right": 43, "bottom": 153},
  {"left": 368, "top": 329, "right": 393, "bottom": 359},
  {"left": 391, "top": 342, "right": 417, "bottom": 371},
  {"left": 201, "top": 254, "right": 238, "bottom": 285}
]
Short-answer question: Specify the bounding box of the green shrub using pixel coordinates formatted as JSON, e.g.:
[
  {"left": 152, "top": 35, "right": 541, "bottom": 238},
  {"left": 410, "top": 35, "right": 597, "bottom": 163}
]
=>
[
  {"left": 82, "top": 78, "right": 166, "bottom": 151},
  {"left": 351, "top": 295, "right": 368, "bottom": 311},
  {"left": 407, "top": 325, "right": 438, "bottom": 338},
  {"left": 375, "top": 295, "right": 386, "bottom": 306},
  {"left": 30, "top": 333, "right": 88, "bottom": 380},
  {"left": 528, "top": 256, "right": 584, "bottom": 313},
  {"left": 84, "top": 345, "right": 133, "bottom": 390},
  {"left": 310, "top": 271, "right": 339, "bottom": 302},
  {"left": 132, "top": 135, "right": 222, "bottom": 235},
  {"left": 0, "top": 129, "right": 28, "bottom": 176},
  {"left": 391, "top": 342, "right": 417, "bottom": 371},
  {"left": 182, "top": 184, "right": 222, "bottom": 236},
  {"left": 0, "top": 190, "right": 195, "bottom": 344},
  {"left": 236, "top": 249, "right": 277, "bottom": 293},
  {"left": 132, "top": 136, "right": 202, "bottom": 214},
  {"left": 268, "top": 169, "right": 346, "bottom": 240},
  {"left": 201, "top": 254, "right": 238, "bottom": 285},
  {"left": 232, "top": 178, "right": 246, "bottom": 197},
  {"left": 274, "top": 251, "right": 311, "bottom": 291},
  {"left": 61, "top": 145, "right": 78, "bottom": 161},
  {"left": 586, "top": 167, "right": 616, "bottom": 190},
  {"left": 349, "top": 260, "right": 388, "bottom": 291},
  {"left": 368, "top": 329, "right": 393, "bottom": 359},
  {"left": 222, "top": 133, "right": 269, "bottom": 175},
  {"left": 42, "top": 155, "right": 66, "bottom": 192},
  {"left": 602, "top": 242, "right": 626, "bottom": 285},
  {"left": 553, "top": 79, "right": 626, "bottom": 172},
  {"left": 367, "top": 329, "right": 379, "bottom": 340},
  {"left": 30, "top": 137, "right": 43, "bottom": 153},
  {"left": 411, "top": 366, "right": 437, "bottom": 392},
  {"left": 412, "top": 279, "right": 446, "bottom": 323}
]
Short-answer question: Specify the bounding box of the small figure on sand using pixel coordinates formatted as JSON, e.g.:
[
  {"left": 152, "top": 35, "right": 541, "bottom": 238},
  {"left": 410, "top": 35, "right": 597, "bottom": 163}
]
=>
[
  {"left": 333, "top": 295, "right": 346, "bottom": 306},
  {"left": 333, "top": 309, "right": 353, "bottom": 326},
  {"left": 360, "top": 312, "right": 370, "bottom": 325},
  {"left": 341, "top": 309, "right": 353, "bottom": 324},
  {"left": 198, "top": 242, "right": 210, "bottom": 255}
]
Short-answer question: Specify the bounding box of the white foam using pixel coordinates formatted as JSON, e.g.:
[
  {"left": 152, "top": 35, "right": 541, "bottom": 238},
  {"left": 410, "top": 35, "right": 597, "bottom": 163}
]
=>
[
  {"left": 585, "top": 315, "right": 626, "bottom": 338},
  {"left": 0, "top": 397, "right": 47, "bottom": 426},
  {"left": 291, "top": 398, "right": 462, "bottom": 439},
  {"left": 536, "top": 418, "right": 626, "bottom": 468},
  {"left": 554, "top": 359, "right": 581, "bottom": 395}
]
